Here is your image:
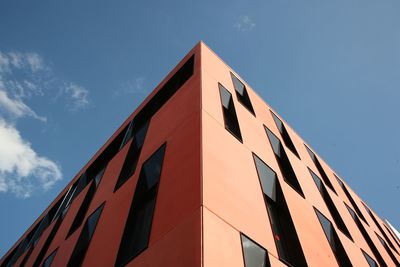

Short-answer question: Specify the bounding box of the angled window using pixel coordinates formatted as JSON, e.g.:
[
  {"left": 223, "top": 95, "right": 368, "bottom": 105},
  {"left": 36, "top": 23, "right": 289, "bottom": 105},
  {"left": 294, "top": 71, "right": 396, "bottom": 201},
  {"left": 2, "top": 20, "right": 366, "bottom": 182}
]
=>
[
  {"left": 253, "top": 153, "right": 307, "bottom": 267},
  {"left": 383, "top": 223, "right": 400, "bottom": 248},
  {"left": 335, "top": 174, "right": 368, "bottom": 225},
  {"left": 305, "top": 145, "right": 336, "bottom": 194},
  {"left": 345, "top": 203, "right": 387, "bottom": 267},
  {"left": 362, "top": 250, "right": 378, "bottom": 267},
  {"left": 314, "top": 208, "right": 353, "bottom": 267},
  {"left": 362, "top": 203, "right": 399, "bottom": 254},
  {"left": 309, "top": 168, "right": 352, "bottom": 240},
  {"left": 219, "top": 83, "right": 242, "bottom": 142},
  {"left": 376, "top": 233, "right": 400, "bottom": 266},
  {"left": 42, "top": 249, "right": 58, "bottom": 267},
  {"left": 67, "top": 203, "right": 105, "bottom": 267},
  {"left": 240, "top": 234, "right": 270, "bottom": 267},
  {"left": 230, "top": 73, "right": 255, "bottom": 115},
  {"left": 114, "top": 121, "right": 150, "bottom": 191},
  {"left": 265, "top": 127, "right": 304, "bottom": 197},
  {"left": 115, "top": 144, "right": 166, "bottom": 267},
  {"left": 270, "top": 112, "right": 299, "bottom": 158}
]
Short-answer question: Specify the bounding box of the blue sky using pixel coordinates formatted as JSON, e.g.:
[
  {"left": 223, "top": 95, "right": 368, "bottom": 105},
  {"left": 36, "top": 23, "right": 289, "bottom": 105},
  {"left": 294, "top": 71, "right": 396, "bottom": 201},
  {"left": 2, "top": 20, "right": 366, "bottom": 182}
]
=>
[{"left": 1, "top": 0, "right": 400, "bottom": 256}]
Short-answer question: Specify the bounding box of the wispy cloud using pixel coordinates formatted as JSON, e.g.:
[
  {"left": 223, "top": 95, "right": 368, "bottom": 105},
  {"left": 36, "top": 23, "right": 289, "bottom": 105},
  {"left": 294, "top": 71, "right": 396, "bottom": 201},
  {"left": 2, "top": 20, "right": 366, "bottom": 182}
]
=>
[
  {"left": 64, "top": 83, "right": 90, "bottom": 110},
  {"left": 114, "top": 76, "right": 147, "bottom": 97},
  {"left": 234, "top": 15, "right": 256, "bottom": 32},
  {"left": 0, "top": 118, "right": 62, "bottom": 198}
]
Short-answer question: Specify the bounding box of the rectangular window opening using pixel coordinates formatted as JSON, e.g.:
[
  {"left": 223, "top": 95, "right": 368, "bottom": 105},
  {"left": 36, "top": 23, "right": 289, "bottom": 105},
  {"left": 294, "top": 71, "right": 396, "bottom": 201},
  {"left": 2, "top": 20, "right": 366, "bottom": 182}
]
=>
[
  {"left": 42, "top": 248, "right": 58, "bottom": 267},
  {"left": 265, "top": 127, "right": 304, "bottom": 197},
  {"left": 230, "top": 73, "right": 255, "bottom": 116},
  {"left": 219, "top": 83, "right": 243, "bottom": 142},
  {"left": 362, "top": 249, "right": 379, "bottom": 267},
  {"left": 240, "top": 233, "right": 270, "bottom": 267},
  {"left": 270, "top": 112, "right": 299, "bottom": 158},
  {"left": 375, "top": 232, "right": 400, "bottom": 266}
]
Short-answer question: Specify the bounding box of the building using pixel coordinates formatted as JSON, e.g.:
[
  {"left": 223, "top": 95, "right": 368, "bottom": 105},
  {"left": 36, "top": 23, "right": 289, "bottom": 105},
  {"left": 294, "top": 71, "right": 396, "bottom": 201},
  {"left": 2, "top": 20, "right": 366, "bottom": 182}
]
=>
[{"left": 1, "top": 42, "right": 400, "bottom": 267}]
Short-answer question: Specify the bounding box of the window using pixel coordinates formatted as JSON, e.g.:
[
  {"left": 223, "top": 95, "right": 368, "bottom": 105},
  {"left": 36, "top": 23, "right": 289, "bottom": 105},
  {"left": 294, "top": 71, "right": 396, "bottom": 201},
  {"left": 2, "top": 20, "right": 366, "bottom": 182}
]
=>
[
  {"left": 309, "top": 168, "right": 352, "bottom": 240},
  {"left": 265, "top": 127, "right": 304, "bottom": 197},
  {"left": 304, "top": 145, "right": 336, "bottom": 194},
  {"left": 362, "top": 250, "right": 378, "bottom": 267},
  {"left": 314, "top": 208, "right": 353, "bottom": 267},
  {"left": 115, "top": 144, "right": 166, "bottom": 267},
  {"left": 219, "top": 83, "right": 243, "bottom": 142},
  {"left": 114, "top": 121, "right": 150, "bottom": 191},
  {"left": 375, "top": 233, "right": 400, "bottom": 266},
  {"left": 345, "top": 203, "right": 387, "bottom": 267},
  {"left": 241, "top": 234, "right": 270, "bottom": 267},
  {"left": 253, "top": 153, "right": 307, "bottom": 267},
  {"left": 270, "top": 112, "right": 299, "bottom": 158},
  {"left": 230, "top": 73, "right": 255, "bottom": 115},
  {"left": 362, "top": 203, "right": 399, "bottom": 254},
  {"left": 383, "top": 223, "right": 400, "bottom": 248},
  {"left": 67, "top": 203, "right": 105, "bottom": 267},
  {"left": 334, "top": 175, "right": 369, "bottom": 225},
  {"left": 42, "top": 249, "right": 58, "bottom": 267}
]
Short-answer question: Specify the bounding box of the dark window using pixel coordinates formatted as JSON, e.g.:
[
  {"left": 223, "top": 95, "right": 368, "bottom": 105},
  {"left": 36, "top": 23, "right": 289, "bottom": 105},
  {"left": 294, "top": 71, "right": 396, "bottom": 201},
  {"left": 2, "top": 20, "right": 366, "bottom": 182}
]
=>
[
  {"left": 383, "top": 223, "right": 400, "bottom": 248},
  {"left": 270, "top": 112, "right": 299, "bottom": 158},
  {"left": 309, "top": 168, "right": 352, "bottom": 240},
  {"left": 265, "top": 127, "right": 304, "bottom": 197},
  {"left": 230, "top": 73, "right": 255, "bottom": 115},
  {"left": 253, "top": 153, "right": 307, "bottom": 267},
  {"left": 334, "top": 175, "right": 368, "bottom": 225},
  {"left": 376, "top": 233, "right": 400, "bottom": 266},
  {"left": 305, "top": 145, "right": 336, "bottom": 194},
  {"left": 42, "top": 249, "right": 57, "bottom": 267},
  {"left": 362, "top": 203, "right": 399, "bottom": 254},
  {"left": 67, "top": 203, "right": 105, "bottom": 267},
  {"left": 114, "top": 121, "right": 150, "bottom": 191},
  {"left": 314, "top": 208, "right": 353, "bottom": 267},
  {"left": 345, "top": 203, "right": 387, "bottom": 267},
  {"left": 361, "top": 250, "right": 378, "bottom": 267},
  {"left": 115, "top": 144, "right": 166, "bottom": 267},
  {"left": 219, "top": 83, "right": 242, "bottom": 142},
  {"left": 240, "top": 234, "right": 270, "bottom": 267}
]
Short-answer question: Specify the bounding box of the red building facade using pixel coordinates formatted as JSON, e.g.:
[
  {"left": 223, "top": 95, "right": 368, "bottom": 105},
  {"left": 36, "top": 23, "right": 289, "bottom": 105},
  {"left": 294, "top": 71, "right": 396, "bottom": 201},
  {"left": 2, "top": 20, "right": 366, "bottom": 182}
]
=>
[{"left": 1, "top": 42, "right": 400, "bottom": 267}]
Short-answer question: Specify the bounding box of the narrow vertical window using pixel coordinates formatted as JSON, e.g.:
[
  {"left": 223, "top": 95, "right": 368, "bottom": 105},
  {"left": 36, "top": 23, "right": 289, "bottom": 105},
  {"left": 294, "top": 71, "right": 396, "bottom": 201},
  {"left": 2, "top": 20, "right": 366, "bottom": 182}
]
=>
[
  {"left": 42, "top": 249, "right": 57, "bottom": 267},
  {"left": 335, "top": 175, "right": 368, "bottom": 224},
  {"left": 362, "top": 203, "right": 399, "bottom": 254},
  {"left": 219, "top": 83, "right": 243, "bottom": 142},
  {"left": 115, "top": 144, "right": 166, "bottom": 267},
  {"left": 114, "top": 121, "right": 150, "bottom": 191},
  {"left": 240, "top": 234, "right": 270, "bottom": 267},
  {"left": 265, "top": 127, "right": 304, "bottom": 197},
  {"left": 270, "top": 112, "right": 299, "bottom": 158},
  {"left": 309, "top": 168, "right": 352, "bottom": 240},
  {"left": 305, "top": 145, "right": 336, "bottom": 193},
  {"left": 375, "top": 233, "right": 400, "bottom": 266},
  {"left": 345, "top": 203, "right": 387, "bottom": 267},
  {"left": 230, "top": 73, "right": 255, "bottom": 115},
  {"left": 67, "top": 203, "right": 105, "bottom": 267},
  {"left": 361, "top": 250, "right": 378, "bottom": 267},
  {"left": 253, "top": 153, "right": 307, "bottom": 267},
  {"left": 314, "top": 208, "right": 353, "bottom": 267}
]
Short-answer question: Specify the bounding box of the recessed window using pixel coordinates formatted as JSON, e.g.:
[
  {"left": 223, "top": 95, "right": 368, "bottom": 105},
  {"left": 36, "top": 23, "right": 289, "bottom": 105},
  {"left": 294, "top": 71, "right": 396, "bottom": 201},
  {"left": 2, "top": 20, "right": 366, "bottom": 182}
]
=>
[
  {"left": 314, "top": 208, "right": 352, "bottom": 267},
  {"left": 345, "top": 203, "right": 387, "bottom": 267},
  {"left": 240, "top": 234, "right": 270, "bottom": 267},
  {"left": 334, "top": 174, "right": 368, "bottom": 225},
  {"left": 219, "top": 83, "right": 243, "bottom": 142},
  {"left": 309, "top": 168, "right": 352, "bottom": 240},
  {"left": 362, "top": 250, "right": 378, "bottom": 267},
  {"left": 270, "top": 112, "right": 299, "bottom": 158},
  {"left": 114, "top": 121, "right": 150, "bottom": 191},
  {"left": 362, "top": 203, "right": 399, "bottom": 254},
  {"left": 253, "top": 153, "right": 307, "bottom": 267},
  {"left": 42, "top": 249, "right": 58, "bottom": 267},
  {"left": 376, "top": 233, "right": 400, "bottom": 266},
  {"left": 67, "top": 203, "right": 105, "bottom": 267},
  {"left": 305, "top": 145, "right": 336, "bottom": 194},
  {"left": 230, "top": 73, "right": 255, "bottom": 116},
  {"left": 115, "top": 144, "right": 166, "bottom": 267},
  {"left": 383, "top": 223, "right": 400, "bottom": 248},
  {"left": 265, "top": 127, "right": 304, "bottom": 197}
]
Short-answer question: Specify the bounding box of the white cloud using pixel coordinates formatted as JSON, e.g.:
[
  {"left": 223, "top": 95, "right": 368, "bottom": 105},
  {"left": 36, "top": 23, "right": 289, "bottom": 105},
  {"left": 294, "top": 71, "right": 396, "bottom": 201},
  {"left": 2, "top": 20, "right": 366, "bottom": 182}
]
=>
[
  {"left": 6, "top": 52, "right": 45, "bottom": 73},
  {"left": 64, "top": 83, "right": 90, "bottom": 110},
  {"left": 0, "top": 118, "right": 62, "bottom": 198},
  {"left": 115, "top": 77, "right": 147, "bottom": 97},
  {"left": 234, "top": 15, "right": 256, "bottom": 32}
]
